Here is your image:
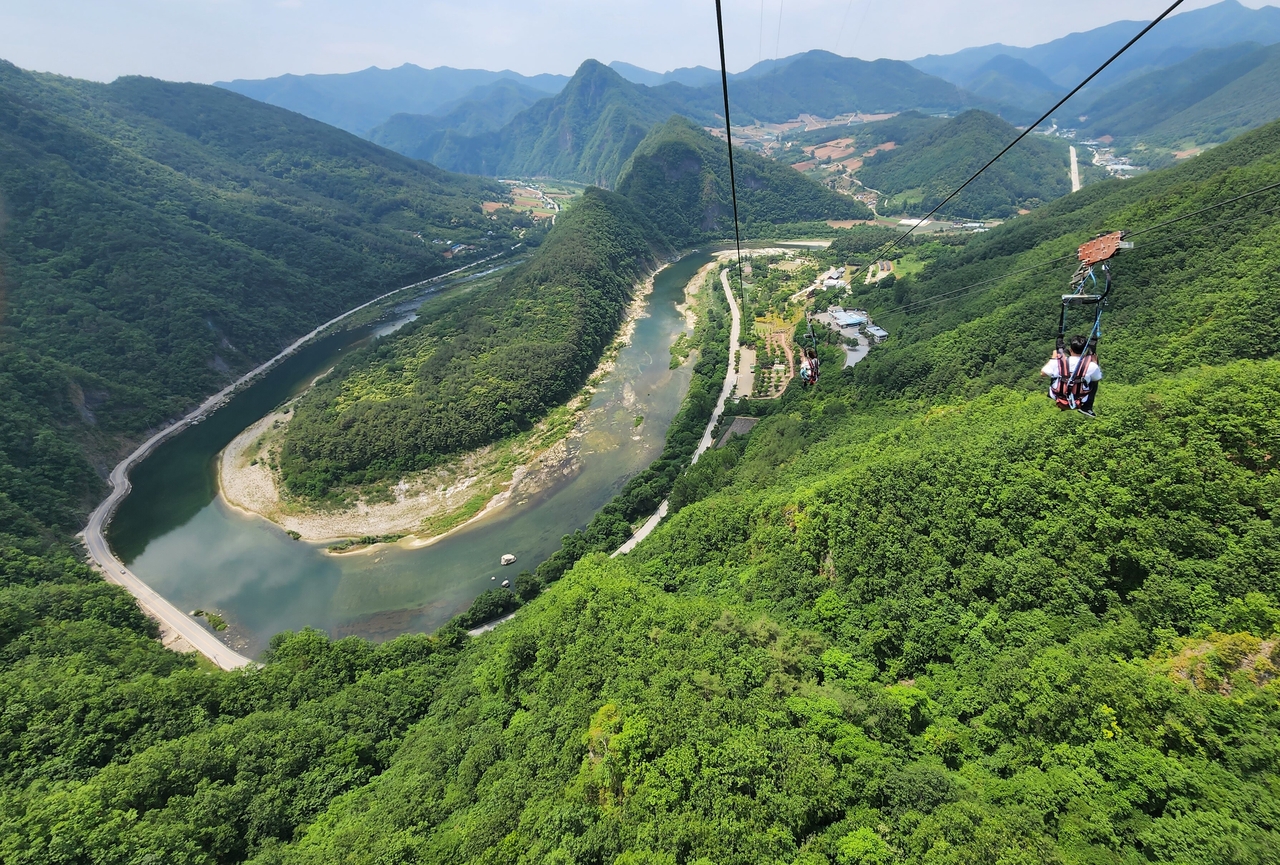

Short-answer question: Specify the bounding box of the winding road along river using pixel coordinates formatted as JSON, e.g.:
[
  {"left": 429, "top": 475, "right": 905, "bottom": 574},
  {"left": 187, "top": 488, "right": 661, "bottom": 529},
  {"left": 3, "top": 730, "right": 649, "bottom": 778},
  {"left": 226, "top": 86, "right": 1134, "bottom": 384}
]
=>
[{"left": 102, "top": 252, "right": 713, "bottom": 662}]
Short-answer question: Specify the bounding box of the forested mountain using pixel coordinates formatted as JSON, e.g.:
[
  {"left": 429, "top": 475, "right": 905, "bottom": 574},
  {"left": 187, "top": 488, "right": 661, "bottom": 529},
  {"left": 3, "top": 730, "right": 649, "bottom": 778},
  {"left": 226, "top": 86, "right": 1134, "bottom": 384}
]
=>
[
  {"left": 914, "top": 0, "right": 1280, "bottom": 90},
  {"left": 617, "top": 116, "right": 871, "bottom": 244},
  {"left": 216, "top": 63, "right": 567, "bottom": 136},
  {"left": 9, "top": 108, "right": 1280, "bottom": 863},
  {"left": 856, "top": 109, "right": 1083, "bottom": 218},
  {"left": 378, "top": 56, "right": 990, "bottom": 186},
  {"left": 404, "top": 60, "right": 716, "bottom": 185},
  {"left": 960, "top": 54, "right": 1066, "bottom": 113},
  {"left": 722, "top": 50, "right": 984, "bottom": 123},
  {"left": 277, "top": 188, "right": 667, "bottom": 496},
  {"left": 0, "top": 58, "right": 522, "bottom": 552},
  {"left": 367, "top": 78, "right": 551, "bottom": 156},
  {"left": 1081, "top": 41, "right": 1280, "bottom": 165}
]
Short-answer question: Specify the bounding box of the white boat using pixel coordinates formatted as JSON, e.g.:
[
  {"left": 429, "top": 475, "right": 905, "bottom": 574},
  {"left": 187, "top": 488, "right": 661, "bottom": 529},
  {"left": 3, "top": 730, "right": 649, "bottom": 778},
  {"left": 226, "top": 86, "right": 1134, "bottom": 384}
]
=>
[{"left": 500, "top": 553, "right": 517, "bottom": 566}]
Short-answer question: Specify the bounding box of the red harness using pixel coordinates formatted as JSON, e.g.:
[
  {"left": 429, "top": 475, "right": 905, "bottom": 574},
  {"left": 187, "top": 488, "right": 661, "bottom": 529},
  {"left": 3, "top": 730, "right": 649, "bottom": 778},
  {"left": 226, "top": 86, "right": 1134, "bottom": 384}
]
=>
[{"left": 1051, "top": 352, "right": 1096, "bottom": 410}]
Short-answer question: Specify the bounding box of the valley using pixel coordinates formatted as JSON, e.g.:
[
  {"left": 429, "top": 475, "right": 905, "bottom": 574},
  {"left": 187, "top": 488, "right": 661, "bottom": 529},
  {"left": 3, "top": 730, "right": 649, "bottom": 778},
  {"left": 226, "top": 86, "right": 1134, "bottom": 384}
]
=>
[{"left": 5, "top": 3, "right": 1280, "bottom": 862}]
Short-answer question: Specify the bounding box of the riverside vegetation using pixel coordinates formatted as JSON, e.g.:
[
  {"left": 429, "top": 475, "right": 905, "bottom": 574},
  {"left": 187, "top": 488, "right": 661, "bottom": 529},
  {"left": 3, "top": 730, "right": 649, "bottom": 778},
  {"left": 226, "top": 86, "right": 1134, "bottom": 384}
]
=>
[
  {"left": 277, "top": 187, "right": 667, "bottom": 498},
  {"left": 4, "top": 62, "right": 1280, "bottom": 865},
  {"left": 274, "top": 116, "right": 857, "bottom": 505},
  {"left": 0, "top": 58, "right": 529, "bottom": 550}
]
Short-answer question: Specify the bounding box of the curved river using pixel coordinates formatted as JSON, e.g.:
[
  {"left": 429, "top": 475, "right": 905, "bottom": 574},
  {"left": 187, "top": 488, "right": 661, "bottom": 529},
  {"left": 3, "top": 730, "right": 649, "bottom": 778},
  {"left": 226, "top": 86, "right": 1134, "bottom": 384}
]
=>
[{"left": 109, "top": 252, "right": 713, "bottom": 657}]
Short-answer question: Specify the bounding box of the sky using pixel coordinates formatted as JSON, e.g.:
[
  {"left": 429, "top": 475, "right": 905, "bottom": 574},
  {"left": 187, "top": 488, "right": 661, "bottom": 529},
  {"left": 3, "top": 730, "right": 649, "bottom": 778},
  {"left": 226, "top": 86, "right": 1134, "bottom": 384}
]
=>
[{"left": 0, "top": 0, "right": 1273, "bottom": 84}]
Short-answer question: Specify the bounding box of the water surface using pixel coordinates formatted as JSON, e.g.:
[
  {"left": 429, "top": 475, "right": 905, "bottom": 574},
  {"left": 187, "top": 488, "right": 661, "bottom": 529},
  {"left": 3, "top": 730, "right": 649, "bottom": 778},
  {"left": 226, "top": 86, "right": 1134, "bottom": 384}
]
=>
[{"left": 111, "top": 253, "right": 712, "bottom": 655}]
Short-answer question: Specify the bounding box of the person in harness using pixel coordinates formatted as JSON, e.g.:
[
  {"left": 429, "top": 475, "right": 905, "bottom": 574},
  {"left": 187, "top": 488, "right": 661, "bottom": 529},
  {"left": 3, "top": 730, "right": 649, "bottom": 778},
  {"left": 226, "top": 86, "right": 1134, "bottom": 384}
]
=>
[
  {"left": 800, "top": 347, "right": 820, "bottom": 386},
  {"left": 1041, "top": 334, "right": 1102, "bottom": 417}
]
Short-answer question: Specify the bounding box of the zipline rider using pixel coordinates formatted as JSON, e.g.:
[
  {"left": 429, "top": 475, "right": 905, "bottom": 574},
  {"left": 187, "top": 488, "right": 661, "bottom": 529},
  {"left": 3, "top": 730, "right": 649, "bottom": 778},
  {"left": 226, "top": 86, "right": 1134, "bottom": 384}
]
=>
[{"left": 1041, "top": 335, "right": 1102, "bottom": 418}]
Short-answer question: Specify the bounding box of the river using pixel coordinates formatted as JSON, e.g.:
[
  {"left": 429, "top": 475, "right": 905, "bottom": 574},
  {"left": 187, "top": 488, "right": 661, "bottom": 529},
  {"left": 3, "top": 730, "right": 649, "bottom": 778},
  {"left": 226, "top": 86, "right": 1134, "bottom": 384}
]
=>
[{"left": 108, "top": 252, "right": 712, "bottom": 657}]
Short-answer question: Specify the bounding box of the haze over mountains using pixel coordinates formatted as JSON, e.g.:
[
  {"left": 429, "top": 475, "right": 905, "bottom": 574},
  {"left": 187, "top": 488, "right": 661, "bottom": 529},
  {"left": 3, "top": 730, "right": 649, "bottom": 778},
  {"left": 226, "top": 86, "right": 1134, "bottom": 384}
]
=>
[
  {"left": 208, "top": 1, "right": 1280, "bottom": 195},
  {"left": 217, "top": 65, "right": 570, "bottom": 136}
]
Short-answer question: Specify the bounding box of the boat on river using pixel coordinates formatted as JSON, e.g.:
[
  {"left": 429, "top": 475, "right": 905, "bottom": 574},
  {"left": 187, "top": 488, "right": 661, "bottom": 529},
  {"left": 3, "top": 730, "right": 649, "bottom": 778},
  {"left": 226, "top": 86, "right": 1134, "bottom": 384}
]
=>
[{"left": 500, "top": 554, "right": 517, "bottom": 566}]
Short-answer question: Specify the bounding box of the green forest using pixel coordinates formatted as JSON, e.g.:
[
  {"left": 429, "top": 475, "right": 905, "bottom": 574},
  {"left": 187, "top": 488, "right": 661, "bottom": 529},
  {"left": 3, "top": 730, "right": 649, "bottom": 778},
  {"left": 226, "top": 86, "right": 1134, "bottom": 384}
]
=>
[
  {"left": 279, "top": 116, "right": 862, "bottom": 498},
  {"left": 0, "top": 60, "right": 525, "bottom": 552},
  {"left": 277, "top": 187, "right": 666, "bottom": 497},
  {"left": 857, "top": 110, "right": 1098, "bottom": 218},
  {"left": 618, "top": 117, "right": 871, "bottom": 245},
  {"left": 6, "top": 57, "right": 1280, "bottom": 865}
]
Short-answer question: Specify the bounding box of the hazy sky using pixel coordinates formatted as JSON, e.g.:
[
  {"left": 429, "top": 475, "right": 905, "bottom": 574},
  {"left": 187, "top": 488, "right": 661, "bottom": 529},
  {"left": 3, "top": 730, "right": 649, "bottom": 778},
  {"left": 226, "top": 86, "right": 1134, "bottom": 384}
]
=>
[{"left": 0, "top": 0, "right": 1272, "bottom": 84}]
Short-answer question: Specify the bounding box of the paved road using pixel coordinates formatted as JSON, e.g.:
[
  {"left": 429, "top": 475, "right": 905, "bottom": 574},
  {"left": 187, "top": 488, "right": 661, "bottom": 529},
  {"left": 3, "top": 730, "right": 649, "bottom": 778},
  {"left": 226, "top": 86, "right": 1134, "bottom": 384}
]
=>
[
  {"left": 80, "top": 253, "right": 511, "bottom": 670},
  {"left": 1070, "top": 146, "right": 1082, "bottom": 193},
  {"left": 613, "top": 264, "right": 743, "bottom": 557}
]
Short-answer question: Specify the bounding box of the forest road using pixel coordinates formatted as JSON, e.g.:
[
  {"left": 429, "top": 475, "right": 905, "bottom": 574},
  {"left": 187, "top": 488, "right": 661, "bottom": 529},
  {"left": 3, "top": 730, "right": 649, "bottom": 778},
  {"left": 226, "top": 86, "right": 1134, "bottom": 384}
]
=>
[
  {"left": 80, "top": 253, "right": 511, "bottom": 670},
  {"left": 613, "top": 264, "right": 742, "bottom": 557}
]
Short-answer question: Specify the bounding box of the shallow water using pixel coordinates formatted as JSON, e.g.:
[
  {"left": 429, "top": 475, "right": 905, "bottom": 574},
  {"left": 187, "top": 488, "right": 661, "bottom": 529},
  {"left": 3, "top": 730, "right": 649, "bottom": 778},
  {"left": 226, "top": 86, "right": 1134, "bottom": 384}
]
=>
[{"left": 110, "top": 252, "right": 712, "bottom": 656}]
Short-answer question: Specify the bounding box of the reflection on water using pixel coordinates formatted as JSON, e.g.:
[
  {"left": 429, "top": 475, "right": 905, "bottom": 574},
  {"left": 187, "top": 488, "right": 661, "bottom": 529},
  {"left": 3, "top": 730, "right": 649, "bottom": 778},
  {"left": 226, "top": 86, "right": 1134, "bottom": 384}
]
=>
[{"left": 113, "top": 253, "right": 712, "bottom": 656}]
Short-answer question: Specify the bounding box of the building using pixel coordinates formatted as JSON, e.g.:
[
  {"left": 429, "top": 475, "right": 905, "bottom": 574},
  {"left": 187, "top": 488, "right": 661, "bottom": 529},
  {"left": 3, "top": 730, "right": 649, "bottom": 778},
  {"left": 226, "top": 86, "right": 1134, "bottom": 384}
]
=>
[
  {"left": 828, "top": 307, "right": 867, "bottom": 328},
  {"left": 866, "top": 324, "right": 889, "bottom": 342}
]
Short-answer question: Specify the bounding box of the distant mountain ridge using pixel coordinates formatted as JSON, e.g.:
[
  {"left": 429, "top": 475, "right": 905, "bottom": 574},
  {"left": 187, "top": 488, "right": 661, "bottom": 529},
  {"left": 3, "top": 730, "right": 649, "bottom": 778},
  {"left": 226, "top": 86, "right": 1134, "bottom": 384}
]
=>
[
  {"left": 718, "top": 50, "right": 986, "bottom": 123},
  {"left": 377, "top": 55, "right": 994, "bottom": 184},
  {"left": 216, "top": 64, "right": 568, "bottom": 136},
  {"left": 912, "top": 0, "right": 1280, "bottom": 102},
  {"left": 608, "top": 61, "right": 721, "bottom": 88},
  {"left": 367, "top": 78, "right": 551, "bottom": 155}
]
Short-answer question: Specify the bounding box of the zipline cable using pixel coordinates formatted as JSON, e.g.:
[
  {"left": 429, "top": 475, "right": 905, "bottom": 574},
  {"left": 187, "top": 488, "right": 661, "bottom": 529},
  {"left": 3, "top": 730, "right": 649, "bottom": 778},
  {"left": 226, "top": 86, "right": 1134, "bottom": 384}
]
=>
[
  {"left": 847, "top": 0, "right": 873, "bottom": 61},
  {"left": 873, "top": 0, "right": 1188, "bottom": 259},
  {"left": 876, "top": 175, "right": 1280, "bottom": 315},
  {"left": 714, "top": 0, "right": 747, "bottom": 305},
  {"left": 878, "top": 200, "right": 1280, "bottom": 317},
  {"left": 834, "top": 0, "right": 858, "bottom": 53},
  {"left": 1124, "top": 179, "right": 1280, "bottom": 238}
]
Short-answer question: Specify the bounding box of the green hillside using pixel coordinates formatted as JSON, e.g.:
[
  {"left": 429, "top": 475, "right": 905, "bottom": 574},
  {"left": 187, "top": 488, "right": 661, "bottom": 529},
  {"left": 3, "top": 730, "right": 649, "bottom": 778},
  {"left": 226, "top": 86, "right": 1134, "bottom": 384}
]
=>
[
  {"left": 278, "top": 188, "right": 667, "bottom": 497},
  {"left": 857, "top": 109, "right": 1091, "bottom": 218},
  {"left": 0, "top": 59, "right": 520, "bottom": 544},
  {"left": 728, "top": 50, "right": 986, "bottom": 123},
  {"left": 6, "top": 55, "right": 1280, "bottom": 865},
  {"left": 367, "top": 78, "right": 552, "bottom": 156},
  {"left": 1081, "top": 42, "right": 1268, "bottom": 139},
  {"left": 272, "top": 114, "right": 1280, "bottom": 865},
  {"left": 413, "top": 61, "right": 705, "bottom": 186},
  {"left": 616, "top": 116, "right": 871, "bottom": 244},
  {"left": 961, "top": 54, "right": 1065, "bottom": 114},
  {"left": 1116, "top": 42, "right": 1280, "bottom": 166}
]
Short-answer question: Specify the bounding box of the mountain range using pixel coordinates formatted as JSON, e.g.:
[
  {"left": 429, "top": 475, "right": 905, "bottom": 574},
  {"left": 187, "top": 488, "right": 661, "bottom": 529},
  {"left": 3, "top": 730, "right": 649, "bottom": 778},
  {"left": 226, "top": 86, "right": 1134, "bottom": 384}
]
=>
[
  {"left": 361, "top": 56, "right": 990, "bottom": 186},
  {"left": 0, "top": 59, "right": 516, "bottom": 457},
  {"left": 9, "top": 90, "right": 1280, "bottom": 863},
  {"left": 217, "top": 64, "right": 569, "bottom": 136},
  {"left": 912, "top": 0, "right": 1280, "bottom": 94},
  {"left": 206, "top": 1, "right": 1280, "bottom": 196}
]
